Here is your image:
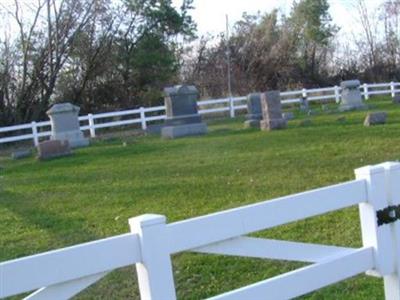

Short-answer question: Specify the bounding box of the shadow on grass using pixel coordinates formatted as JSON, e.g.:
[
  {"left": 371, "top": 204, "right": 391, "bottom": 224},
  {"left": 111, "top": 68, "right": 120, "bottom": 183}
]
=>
[{"left": 0, "top": 190, "right": 99, "bottom": 253}]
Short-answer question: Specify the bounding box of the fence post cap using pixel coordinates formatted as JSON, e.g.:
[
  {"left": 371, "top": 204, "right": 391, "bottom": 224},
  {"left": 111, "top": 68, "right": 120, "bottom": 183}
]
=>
[
  {"left": 355, "top": 165, "right": 385, "bottom": 176},
  {"left": 129, "top": 214, "right": 166, "bottom": 228}
]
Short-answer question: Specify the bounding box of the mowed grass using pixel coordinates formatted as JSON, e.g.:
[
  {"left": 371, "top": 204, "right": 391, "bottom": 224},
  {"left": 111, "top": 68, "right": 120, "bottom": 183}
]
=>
[{"left": 1, "top": 96, "right": 400, "bottom": 299}]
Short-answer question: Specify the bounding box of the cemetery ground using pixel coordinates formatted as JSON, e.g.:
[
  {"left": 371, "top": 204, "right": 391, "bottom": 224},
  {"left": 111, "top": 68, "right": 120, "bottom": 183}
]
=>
[{"left": 2, "top": 96, "right": 400, "bottom": 299}]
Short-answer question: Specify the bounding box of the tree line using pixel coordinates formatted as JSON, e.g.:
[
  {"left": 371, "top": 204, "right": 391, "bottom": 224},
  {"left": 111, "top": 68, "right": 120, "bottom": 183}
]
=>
[
  {"left": 0, "top": 0, "right": 399, "bottom": 126},
  {"left": 184, "top": 0, "right": 400, "bottom": 98},
  {"left": 0, "top": 0, "right": 195, "bottom": 126}
]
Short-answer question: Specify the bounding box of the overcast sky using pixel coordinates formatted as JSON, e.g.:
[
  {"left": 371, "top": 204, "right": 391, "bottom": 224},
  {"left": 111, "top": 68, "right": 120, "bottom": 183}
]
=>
[
  {"left": 0, "top": 0, "right": 384, "bottom": 40},
  {"left": 172, "top": 0, "right": 383, "bottom": 37}
]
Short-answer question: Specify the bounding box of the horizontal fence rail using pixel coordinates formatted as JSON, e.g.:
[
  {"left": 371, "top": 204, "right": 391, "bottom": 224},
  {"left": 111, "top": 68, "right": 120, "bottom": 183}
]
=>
[
  {"left": 3, "top": 162, "right": 400, "bottom": 299},
  {"left": 0, "top": 81, "right": 399, "bottom": 147}
]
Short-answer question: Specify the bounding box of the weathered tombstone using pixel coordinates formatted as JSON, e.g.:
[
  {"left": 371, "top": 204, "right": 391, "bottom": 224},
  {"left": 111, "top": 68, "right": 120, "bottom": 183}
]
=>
[
  {"left": 339, "top": 80, "right": 366, "bottom": 111},
  {"left": 244, "top": 93, "right": 263, "bottom": 128},
  {"left": 364, "top": 112, "right": 387, "bottom": 126},
  {"left": 392, "top": 95, "right": 400, "bottom": 104},
  {"left": 37, "top": 140, "right": 71, "bottom": 160},
  {"left": 11, "top": 148, "right": 32, "bottom": 160},
  {"left": 161, "top": 85, "right": 207, "bottom": 139},
  {"left": 282, "top": 112, "right": 294, "bottom": 121},
  {"left": 299, "top": 97, "right": 309, "bottom": 112},
  {"left": 260, "top": 91, "right": 287, "bottom": 131},
  {"left": 47, "top": 103, "right": 89, "bottom": 148}
]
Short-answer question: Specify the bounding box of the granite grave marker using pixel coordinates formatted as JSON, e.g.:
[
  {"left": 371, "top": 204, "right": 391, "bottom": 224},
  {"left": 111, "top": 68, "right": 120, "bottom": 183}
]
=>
[
  {"left": 161, "top": 85, "right": 207, "bottom": 139},
  {"left": 244, "top": 93, "right": 263, "bottom": 128},
  {"left": 339, "top": 80, "right": 366, "bottom": 111},
  {"left": 260, "top": 91, "right": 287, "bottom": 131},
  {"left": 47, "top": 103, "right": 89, "bottom": 148}
]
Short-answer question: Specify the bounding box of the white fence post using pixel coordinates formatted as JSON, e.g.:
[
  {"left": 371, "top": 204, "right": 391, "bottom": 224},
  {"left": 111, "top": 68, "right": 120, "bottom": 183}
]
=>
[
  {"left": 88, "top": 114, "right": 96, "bottom": 138},
  {"left": 140, "top": 107, "right": 147, "bottom": 130},
  {"left": 334, "top": 85, "right": 340, "bottom": 103},
  {"left": 381, "top": 162, "right": 400, "bottom": 299},
  {"left": 302, "top": 88, "right": 307, "bottom": 99},
  {"left": 390, "top": 82, "right": 395, "bottom": 98},
  {"left": 129, "top": 214, "right": 176, "bottom": 300},
  {"left": 363, "top": 83, "right": 369, "bottom": 100},
  {"left": 31, "top": 121, "right": 39, "bottom": 146},
  {"left": 229, "top": 97, "right": 235, "bottom": 118},
  {"left": 355, "top": 165, "right": 395, "bottom": 279}
]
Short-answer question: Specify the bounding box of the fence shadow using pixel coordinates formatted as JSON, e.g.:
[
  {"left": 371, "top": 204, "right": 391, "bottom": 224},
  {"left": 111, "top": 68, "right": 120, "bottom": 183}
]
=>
[{"left": 0, "top": 190, "right": 100, "bottom": 259}]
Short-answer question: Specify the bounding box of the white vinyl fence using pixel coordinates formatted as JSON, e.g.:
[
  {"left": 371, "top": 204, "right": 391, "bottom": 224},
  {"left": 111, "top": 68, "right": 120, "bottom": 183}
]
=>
[
  {"left": 1, "top": 81, "right": 399, "bottom": 147},
  {"left": 2, "top": 161, "right": 400, "bottom": 299}
]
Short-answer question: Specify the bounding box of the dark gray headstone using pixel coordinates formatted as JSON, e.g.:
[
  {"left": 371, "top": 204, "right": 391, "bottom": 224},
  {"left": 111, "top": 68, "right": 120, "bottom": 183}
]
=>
[
  {"left": 37, "top": 140, "right": 72, "bottom": 160},
  {"left": 260, "top": 91, "right": 287, "bottom": 131},
  {"left": 364, "top": 112, "right": 387, "bottom": 126},
  {"left": 161, "top": 85, "right": 207, "bottom": 139},
  {"left": 244, "top": 93, "right": 262, "bottom": 128},
  {"left": 165, "top": 85, "right": 198, "bottom": 116},
  {"left": 47, "top": 103, "right": 89, "bottom": 148},
  {"left": 339, "top": 80, "right": 366, "bottom": 111}
]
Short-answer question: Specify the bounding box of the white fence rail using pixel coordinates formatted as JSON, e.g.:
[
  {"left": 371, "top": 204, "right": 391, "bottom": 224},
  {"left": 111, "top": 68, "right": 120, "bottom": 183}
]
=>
[
  {"left": 1, "top": 81, "right": 399, "bottom": 147},
  {"left": 2, "top": 161, "right": 400, "bottom": 299}
]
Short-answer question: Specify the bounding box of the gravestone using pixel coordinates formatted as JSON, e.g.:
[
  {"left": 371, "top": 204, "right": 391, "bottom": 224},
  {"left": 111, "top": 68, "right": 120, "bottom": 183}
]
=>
[
  {"left": 339, "top": 80, "right": 366, "bottom": 111},
  {"left": 47, "top": 103, "right": 89, "bottom": 148},
  {"left": 37, "top": 140, "right": 71, "bottom": 160},
  {"left": 161, "top": 85, "right": 207, "bottom": 139},
  {"left": 364, "top": 112, "right": 387, "bottom": 126},
  {"left": 260, "top": 91, "right": 287, "bottom": 131},
  {"left": 392, "top": 95, "right": 400, "bottom": 104},
  {"left": 244, "top": 93, "right": 262, "bottom": 128},
  {"left": 11, "top": 148, "right": 32, "bottom": 160}
]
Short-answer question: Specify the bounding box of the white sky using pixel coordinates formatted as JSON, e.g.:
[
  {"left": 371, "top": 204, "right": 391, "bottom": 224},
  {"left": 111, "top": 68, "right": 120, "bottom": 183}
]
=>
[
  {"left": 0, "top": 0, "right": 384, "bottom": 41},
  {"left": 172, "top": 0, "right": 383, "bottom": 37}
]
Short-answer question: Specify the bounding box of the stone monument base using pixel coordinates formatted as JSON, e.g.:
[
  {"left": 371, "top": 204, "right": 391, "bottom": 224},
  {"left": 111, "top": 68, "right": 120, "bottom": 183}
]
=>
[
  {"left": 52, "top": 130, "right": 89, "bottom": 148},
  {"left": 161, "top": 123, "right": 207, "bottom": 139},
  {"left": 37, "top": 140, "right": 72, "bottom": 160},
  {"left": 338, "top": 103, "right": 367, "bottom": 112},
  {"left": 260, "top": 119, "right": 287, "bottom": 131},
  {"left": 244, "top": 119, "right": 261, "bottom": 128}
]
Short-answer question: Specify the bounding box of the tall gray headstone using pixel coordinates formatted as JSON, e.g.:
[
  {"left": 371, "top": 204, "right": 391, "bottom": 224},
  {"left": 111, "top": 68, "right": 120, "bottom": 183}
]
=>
[
  {"left": 339, "top": 80, "right": 366, "bottom": 111},
  {"left": 244, "top": 93, "right": 262, "bottom": 128},
  {"left": 47, "top": 103, "right": 89, "bottom": 148},
  {"left": 260, "top": 91, "right": 287, "bottom": 131},
  {"left": 161, "top": 85, "right": 207, "bottom": 139}
]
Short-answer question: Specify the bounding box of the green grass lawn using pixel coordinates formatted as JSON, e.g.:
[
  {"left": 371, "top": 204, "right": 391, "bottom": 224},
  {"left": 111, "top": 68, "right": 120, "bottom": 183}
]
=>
[{"left": 2, "top": 96, "right": 400, "bottom": 299}]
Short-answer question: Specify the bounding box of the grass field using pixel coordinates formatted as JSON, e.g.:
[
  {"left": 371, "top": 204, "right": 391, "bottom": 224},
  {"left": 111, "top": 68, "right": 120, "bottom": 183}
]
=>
[{"left": 2, "top": 96, "right": 400, "bottom": 299}]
